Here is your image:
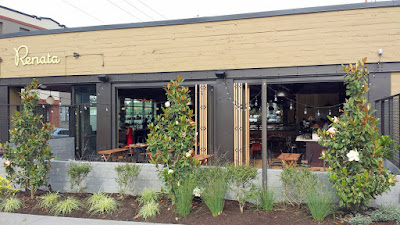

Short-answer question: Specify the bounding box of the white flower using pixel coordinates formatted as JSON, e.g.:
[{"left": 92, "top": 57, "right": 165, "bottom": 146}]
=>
[
  {"left": 332, "top": 116, "right": 339, "bottom": 123},
  {"left": 193, "top": 187, "right": 201, "bottom": 197},
  {"left": 165, "top": 101, "right": 170, "bottom": 108},
  {"left": 175, "top": 121, "right": 179, "bottom": 125},
  {"left": 326, "top": 127, "right": 337, "bottom": 136},
  {"left": 168, "top": 169, "right": 174, "bottom": 175},
  {"left": 186, "top": 152, "right": 191, "bottom": 158},
  {"left": 195, "top": 132, "right": 198, "bottom": 136},
  {"left": 347, "top": 150, "right": 360, "bottom": 162},
  {"left": 4, "top": 160, "right": 11, "bottom": 167}
]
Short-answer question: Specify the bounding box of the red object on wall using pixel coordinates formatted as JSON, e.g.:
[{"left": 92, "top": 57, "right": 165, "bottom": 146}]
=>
[{"left": 39, "top": 99, "right": 60, "bottom": 127}]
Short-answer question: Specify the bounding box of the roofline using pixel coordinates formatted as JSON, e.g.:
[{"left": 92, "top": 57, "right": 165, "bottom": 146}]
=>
[
  {"left": 0, "top": 5, "right": 66, "bottom": 29},
  {"left": 0, "top": 0, "right": 399, "bottom": 39}
]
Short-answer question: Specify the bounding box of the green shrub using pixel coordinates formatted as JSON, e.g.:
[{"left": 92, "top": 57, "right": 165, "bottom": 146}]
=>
[
  {"left": 280, "top": 166, "right": 317, "bottom": 206},
  {"left": 306, "top": 189, "right": 335, "bottom": 221},
  {"left": 51, "top": 197, "right": 82, "bottom": 215},
  {"left": 147, "top": 76, "right": 198, "bottom": 201},
  {"left": 88, "top": 195, "right": 118, "bottom": 215},
  {"left": 199, "top": 166, "right": 229, "bottom": 216},
  {"left": 370, "top": 205, "right": 400, "bottom": 223},
  {"left": 227, "top": 164, "right": 258, "bottom": 213},
  {"left": 318, "top": 58, "right": 398, "bottom": 211},
  {"left": 115, "top": 164, "right": 141, "bottom": 196},
  {"left": 137, "top": 201, "right": 160, "bottom": 220},
  {"left": 67, "top": 162, "right": 92, "bottom": 193},
  {"left": 259, "top": 187, "right": 275, "bottom": 211},
  {"left": 1, "top": 79, "right": 53, "bottom": 199},
  {"left": 38, "top": 192, "right": 60, "bottom": 210},
  {"left": 2, "top": 197, "right": 23, "bottom": 212},
  {"left": 346, "top": 214, "right": 372, "bottom": 225},
  {"left": 86, "top": 192, "right": 108, "bottom": 207},
  {"left": 174, "top": 173, "right": 197, "bottom": 217},
  {"left": 139, "top": 188, "right": 159, "bottom": 205},
  {"left": 0, "top": 175, "right": 19, "bottom": 197}
]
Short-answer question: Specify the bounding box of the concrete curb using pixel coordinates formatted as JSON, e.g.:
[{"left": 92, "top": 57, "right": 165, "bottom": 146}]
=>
[{"left": 0, "top": 212, "right": 178, "bottom": 225}]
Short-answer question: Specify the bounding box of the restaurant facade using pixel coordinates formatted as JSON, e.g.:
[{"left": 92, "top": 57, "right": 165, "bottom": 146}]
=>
[{"left": 1, "top": 1, "right": 400, "bottom": 167}]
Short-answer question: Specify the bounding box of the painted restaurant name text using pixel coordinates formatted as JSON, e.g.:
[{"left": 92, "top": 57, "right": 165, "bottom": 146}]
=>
[{"left": 14, "top": 45, "right": 61, "bottom": 66}]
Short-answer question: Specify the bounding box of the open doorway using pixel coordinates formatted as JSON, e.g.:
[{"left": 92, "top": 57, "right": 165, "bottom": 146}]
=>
[{"left": 235, "top": 82, "right": 346, "bottom": 170}]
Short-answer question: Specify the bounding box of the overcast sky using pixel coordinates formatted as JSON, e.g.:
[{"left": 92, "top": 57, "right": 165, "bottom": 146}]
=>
[{"left": 0, "top": 0, "right": 384, "bottom": 28}]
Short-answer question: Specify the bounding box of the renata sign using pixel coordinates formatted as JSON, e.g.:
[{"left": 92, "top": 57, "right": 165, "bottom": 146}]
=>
[{"left": 14, "top": 45, "right": 61, "bottom": 66}]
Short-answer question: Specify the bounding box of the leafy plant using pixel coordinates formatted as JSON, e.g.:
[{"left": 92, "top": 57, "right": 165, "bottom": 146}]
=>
[
  {"left": 139, "top": 188, "right": 159, "bottom": 205},
  {"left": 87, "top": 193, "right": 118, "bottom": 215},
  {"left": 115, "top": 164, "right": 141, "bottom": 196},
  {"left": 318, "top": 58, "right": 398, "bottom": 211},
  {"left": 227, "top": 164, "right": 258, "bottom": 213},
  {"left": 174, "top": 173, "right": 197, "bottom": 217},
  {"left": 370, "top": 204, "right": 400, "bottom": 223},
  {"left": 147, "top": 76, "right": 198, "bottom": 201},
  {"left": 0, "top": 175, "right": 19, "bottom": 197},
  {"left": 199, "top": 166, "right": 229, "bottom": 216},
  {"left": 1, "top": 197, "right": 23, "bottom": 212},
  {"left": 280, "top": 166, "right": 317, "bottom": 206},
  {"left": 1, "top": 79, "right": 53, "bottom": 199},
  {"left": 137, "top": 200, "right": 160, "bottom": 220},
  {"left": 346, "top": 214, "right": 372, "bottom": 225},
  {"left": 306, "top": 188, "right": 335, "bottom": 221},
  {"left": 86, "top": 192, "right": 108, "bottom": 207},
  {"left": 67, "top": 162, "right": 92, "bottom": 193},
  {"left": 51, "top": 197, "right": 82, "bottom": 216},
  {"left": 259, "top": 187, "right": 275, "bottom": 211},
  {"left": 38, "top": 192, "right": 60, "bottom": 210}
]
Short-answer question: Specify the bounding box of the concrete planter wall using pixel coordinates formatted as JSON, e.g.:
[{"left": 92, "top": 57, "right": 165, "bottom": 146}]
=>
[{"left": 0, "top": 158, "right": 399, "bottom": 206}]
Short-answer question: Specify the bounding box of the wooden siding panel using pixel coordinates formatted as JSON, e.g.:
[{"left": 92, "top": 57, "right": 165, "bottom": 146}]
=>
[{"left": 0, "top": 7, "right": 400, "bottom": 78}]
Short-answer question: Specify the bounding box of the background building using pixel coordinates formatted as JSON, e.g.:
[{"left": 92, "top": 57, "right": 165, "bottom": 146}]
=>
[{"left": 0, "top": 5, "right": 65, "bottom": 34}]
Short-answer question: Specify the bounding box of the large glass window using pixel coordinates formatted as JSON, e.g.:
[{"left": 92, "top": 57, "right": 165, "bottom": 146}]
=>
[{"left": 74, "top": 85, "right": 97, "bottom": 159}]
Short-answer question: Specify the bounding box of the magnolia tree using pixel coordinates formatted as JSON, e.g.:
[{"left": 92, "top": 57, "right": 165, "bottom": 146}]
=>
[
  {"left": 318, "top": 58, "right": 397, "bottom": 211},
  {"left": 1, "top": 79, "right": 53, "bottom": 199},
  {"left": 147, "top": 76, "right": 197, "bottom": 199}
]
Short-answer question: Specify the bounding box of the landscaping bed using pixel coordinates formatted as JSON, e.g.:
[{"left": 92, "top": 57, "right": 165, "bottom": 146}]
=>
[{"left": 8, "top": 190, "right": 392, "bottom": 225}]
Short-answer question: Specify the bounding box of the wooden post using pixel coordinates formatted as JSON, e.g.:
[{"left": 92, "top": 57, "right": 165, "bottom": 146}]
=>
[{"left": 262, "top": 80, "right": 268, "bottom": 189}]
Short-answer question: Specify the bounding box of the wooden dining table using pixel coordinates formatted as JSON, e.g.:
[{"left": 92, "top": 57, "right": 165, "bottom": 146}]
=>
[
  {"left": 277, "top": 153, "right": 301, "bottom": 166},
  {"left": 194, "top": 154, "right": 213, "bottom": 165},
  {"left": 98, "top": 147, "right": 129, "bottom": 162}
]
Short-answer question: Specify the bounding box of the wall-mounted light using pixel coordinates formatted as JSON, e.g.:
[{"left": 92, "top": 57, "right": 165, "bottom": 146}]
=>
[
  {"left": 46, "top": 90, "right": 55, "bottom": 105},
  {"left": 73, "top": 52, "right": 80, "bottom": 58},
  {"left": 98, "top": 74, "right": 109, "bottom": 82},
  {"left": 215, "top": 71, "right": 226, "bottom": 79}
]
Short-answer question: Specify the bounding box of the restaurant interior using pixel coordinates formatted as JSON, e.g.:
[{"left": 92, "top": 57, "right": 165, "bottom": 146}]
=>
[{"left": 248, "top": 82, "right": 346, "bottom": 170}]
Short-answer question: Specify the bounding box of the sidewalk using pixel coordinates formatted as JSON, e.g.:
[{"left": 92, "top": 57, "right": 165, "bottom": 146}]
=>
[{"left": 0, "top": 212, "right": 178, "bottom": 225}]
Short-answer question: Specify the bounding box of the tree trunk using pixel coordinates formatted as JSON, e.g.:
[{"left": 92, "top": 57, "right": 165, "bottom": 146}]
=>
[{"left": 30, "top": 186, "right": 34, "bottom": 199}]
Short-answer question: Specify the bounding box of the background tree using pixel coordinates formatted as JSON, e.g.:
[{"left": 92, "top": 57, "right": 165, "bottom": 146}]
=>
[
  {"left": 147, "top": 76, "right": 197, "bottom": 201},
  {"left": 1, "top": 79, "right": 53, "bottom": 199},
  {"left": 318, "top": 58, "right": 397, "bottom": 211}
]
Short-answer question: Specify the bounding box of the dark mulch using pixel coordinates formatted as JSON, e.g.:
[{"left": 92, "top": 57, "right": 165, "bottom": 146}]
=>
[{"left": 13, "top": 190, "right": 394, "bottom": 225}]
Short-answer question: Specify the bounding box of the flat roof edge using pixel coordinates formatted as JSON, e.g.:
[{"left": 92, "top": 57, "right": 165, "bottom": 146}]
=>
[{"left": 0, "top": 0, "right": 399, "bottom": 39}]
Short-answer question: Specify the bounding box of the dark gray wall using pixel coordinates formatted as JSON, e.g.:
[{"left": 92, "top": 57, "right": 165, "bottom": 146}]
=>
[
  {"left": 0, "top": 86, "right": 9, "bottom": 143},
  {"left": 96, "top": 82, "right": 112, "bottom": 151}
]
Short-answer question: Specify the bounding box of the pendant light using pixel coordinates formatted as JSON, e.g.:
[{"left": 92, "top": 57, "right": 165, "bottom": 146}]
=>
[
  {"left": 289, "top": 101, "right": 293, "bottom": 110},
  {"left": 304, "top": 106, "right": 307, "bottom": 115},
  {"left": 254, "top": 98, "right": 258, "bottom": 107},
  {"left": 329, "top": 109, "right": 332, "bottom": 115},
  {"left": 46, "top": 90, "right": 55, "bottom": 105}
]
